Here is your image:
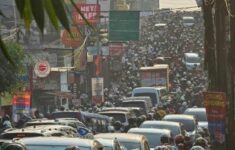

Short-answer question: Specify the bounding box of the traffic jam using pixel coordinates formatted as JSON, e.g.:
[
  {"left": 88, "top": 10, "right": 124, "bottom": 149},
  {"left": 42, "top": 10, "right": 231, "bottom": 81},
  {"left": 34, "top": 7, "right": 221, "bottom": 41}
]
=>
[{"left": 0, "top": 0, "right": 229, "bottom": 150}]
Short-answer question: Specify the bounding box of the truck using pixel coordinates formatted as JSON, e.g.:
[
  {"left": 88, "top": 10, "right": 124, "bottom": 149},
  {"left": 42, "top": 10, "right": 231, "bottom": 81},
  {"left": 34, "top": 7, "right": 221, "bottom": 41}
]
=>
[{"left": 139, "top": 64, "right": 170, "bottom": 90}]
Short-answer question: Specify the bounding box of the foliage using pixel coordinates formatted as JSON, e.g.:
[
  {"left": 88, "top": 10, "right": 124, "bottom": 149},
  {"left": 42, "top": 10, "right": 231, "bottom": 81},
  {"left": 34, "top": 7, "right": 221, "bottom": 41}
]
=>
[
  {"left": 0, "top": 42, "right": 26, "bottom": 93},
  {"left": 0, "top": 0, "right": 94, "bottom": 65}
]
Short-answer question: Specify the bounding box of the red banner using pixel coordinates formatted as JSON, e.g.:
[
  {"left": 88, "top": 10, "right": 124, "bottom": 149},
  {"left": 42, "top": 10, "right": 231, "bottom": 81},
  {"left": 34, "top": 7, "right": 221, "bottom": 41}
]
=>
[
  {"left": 73, "top": 4, "right": 100, "bottom": 24},
  {"left": 109, "top": 43, "right": 124, "bottom": 56},
  {"left": 61, "top": 27, "right": 82, "bottom": 48}
]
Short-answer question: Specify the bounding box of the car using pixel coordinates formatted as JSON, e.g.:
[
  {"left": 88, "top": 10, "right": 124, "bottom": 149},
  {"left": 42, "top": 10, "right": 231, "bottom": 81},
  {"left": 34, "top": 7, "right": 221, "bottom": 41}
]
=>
[
  {"left": 182, "top": 16, "right": 195, "bottom": 26},
  {"left": 128, "top": 128, "right": 173, "bottom": 149},
  {"left": 162, "top": 114, "right": 198, "bottom": 141},
  {"left": 182, "top": 53, "right": 200, "bottom": 70},
  {"left": 184, "top": 107, "right": 208, "bottom": 129},
  {"left": 0, "top": 125, "right": 78, "bottom": 140},
  {"left": 95, "top": 133, "right": 150, "bottom": 150},
  {"left": 95, "top": 138, "right": 123, "bottom": 150},
  {"left": 101, "top": 107, "right": 144, "bottom": 116},
  {"left": 99, "top": 111, "right": 134, "bottom": 127},
  {"left": 140, "top": 120, "right": 183, "bottom": 137},
  {"left": 1, "top": 136, "right": 103, "bottom": 150},
  {"left": 122, "top": 97, "right": 152, "bottom": 114}
]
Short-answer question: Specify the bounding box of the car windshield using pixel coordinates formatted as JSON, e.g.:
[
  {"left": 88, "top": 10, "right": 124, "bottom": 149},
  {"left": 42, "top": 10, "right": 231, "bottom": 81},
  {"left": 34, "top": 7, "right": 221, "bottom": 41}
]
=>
[
  {"left": 140, "top": 124, "right": 180, "bottom": 136},
  {"left": 27, "top": 145, "right": 91, "bottom": 150},
  {"left": 184, "top": 111, "right": 207, "bottom": 122},
  {"left": 101, "top": 113, "right": 126, "bottom": 123},
  {"left": 134, "top": 93, "right": 157, "bottom": 105},
  {"left": 120, "top": 142, "right": 141, "bottom": 150},
  {"left": 52, "top": 112, "right": 79, "bottom": 119},
  {"left": 186, "top": 56, "right": 200, "bottom": 63},
  {"left": 104, "top": 146, "right": 113, "bottom": 150},
  {"left": 164, "top": 118, "right": 195, "bottom": 132},
  {"left": 122, "top": 102, "right": 146, "bottom": 111},
  {"left": 129, "top": 132, "right": 162, "bottom": 148}
]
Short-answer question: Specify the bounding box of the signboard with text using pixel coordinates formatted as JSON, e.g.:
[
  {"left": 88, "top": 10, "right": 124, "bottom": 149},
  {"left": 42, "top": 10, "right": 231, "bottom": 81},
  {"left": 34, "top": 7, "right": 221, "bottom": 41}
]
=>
[
  {"left": 73, "top": 4, "right": 100, "bottom": 24},
  {"left": 91, "top": 77, "right": 104, "bottom": 105},
  {"left": 12, "top": 92, "right": 31, "bottom": 123},
  {"left": 203, "top": 92, "right": 227, "bottom": 144},
  {"left": 61, "top": 27, "right": 82, "bottom": 48},
  {"left": 109, "top": 43, "right": 124, "bottom": 56}
]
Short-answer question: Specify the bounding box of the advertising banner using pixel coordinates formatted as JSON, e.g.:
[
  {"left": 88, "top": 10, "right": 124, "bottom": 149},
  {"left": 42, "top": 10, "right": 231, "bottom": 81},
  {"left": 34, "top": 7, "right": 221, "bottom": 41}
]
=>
[
  {"left": 12, "top": 92, "right": 31, "bottom": 123},
  {"left": 73, "top": 4, "right": 100, "bottom": 24},
  {"left": 203, "top": 92, "right": 226, "bottom": 144},
  {"left": 61, "top": 27, "right": 82, "bottom": 48},
  {"left": 91, "top": 77, "right": 104, "bottom": 105},
  {"left": 109, "top": 43, "right": 124, "bottom": 56}
]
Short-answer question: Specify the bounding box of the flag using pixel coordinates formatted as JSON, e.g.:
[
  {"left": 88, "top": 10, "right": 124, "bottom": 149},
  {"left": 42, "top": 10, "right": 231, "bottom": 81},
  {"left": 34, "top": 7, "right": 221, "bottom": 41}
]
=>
[{"left": 95, "top": 55, "right": 102, "bottom": 76}]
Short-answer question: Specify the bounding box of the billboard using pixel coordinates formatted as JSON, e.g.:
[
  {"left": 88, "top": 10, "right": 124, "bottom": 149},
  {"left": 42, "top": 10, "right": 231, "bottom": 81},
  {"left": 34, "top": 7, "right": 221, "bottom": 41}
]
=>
[
  {"left": 109, "top": 11, "right": 140, "bottom": 41},
  {"left": 61, "top": 27, "right": 82, "bottom": 48},
  {"left": 12, "top": 92, "right": 31, "bottom": 123},
  {"left": 73, "top": 4, "right": 101, "bottom": 24},
  {"left": 203, "top": 92, "right": 227, "bottom": 144},
  {"left": 91, "top": 77, "right": 104, "bottom": 105}
]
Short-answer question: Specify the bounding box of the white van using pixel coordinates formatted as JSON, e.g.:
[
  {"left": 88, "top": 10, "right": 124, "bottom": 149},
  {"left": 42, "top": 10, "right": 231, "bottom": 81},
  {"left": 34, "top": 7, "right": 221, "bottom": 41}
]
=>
[
  {"left": 183, "top": 16, "right": 195, "bottom": 26},
  {"left": 132, "top": 87, "right": 162, "bottom": 106},
  {"left": 182, "top": 53, "right": 200, "bottom": 70}
]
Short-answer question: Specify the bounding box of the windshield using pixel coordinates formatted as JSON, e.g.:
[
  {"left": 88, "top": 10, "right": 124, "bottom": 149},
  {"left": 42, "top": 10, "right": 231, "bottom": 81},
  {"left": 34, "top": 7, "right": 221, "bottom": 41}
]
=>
[
  {"left": 52, "top": 112, "right": 80, "bottom": 119},
  {"left": 134, "top": 93, "right": 157, "bottom": 105},
  {"left": 120, "top": 142, "right": 141, "bottom": 150},
  {"left": 27, "top": 145, "right": 91, "bottom": 150},
  {"left": 104, "top": 146, "right": 113, "bottom": 150},
  {"left": 140, "top": 124, "right": 180, "bottom": 136},
  {"left": 186, "top": 56, "right": 200, "bottom": 63},
  {"left": 122, "top": 102, "right": 146, "bottom": 111},
  {"left": 164, "top": 119, "right": 195, "bottom": 132},
  {"left": 129, "top": 133, "right": 161, "bottom": 148},
  {"left": 100, "top": 113, "right": 126, "bottom": 123}
]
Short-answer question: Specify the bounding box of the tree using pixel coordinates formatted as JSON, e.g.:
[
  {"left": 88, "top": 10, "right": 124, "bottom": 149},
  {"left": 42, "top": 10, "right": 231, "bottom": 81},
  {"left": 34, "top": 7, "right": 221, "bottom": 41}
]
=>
[
  {"left": 0, "top": 0, "right": 93, "bottom": 65},
  {"left": 0, "top": 42, "right": 26, "bottom": 93}
]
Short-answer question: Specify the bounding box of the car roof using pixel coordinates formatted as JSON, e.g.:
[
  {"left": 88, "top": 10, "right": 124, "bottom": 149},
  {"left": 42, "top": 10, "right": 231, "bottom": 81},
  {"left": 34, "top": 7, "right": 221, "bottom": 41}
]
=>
[
  {"left": 141, "top": 120, "right": 181, "bottom": 126},
  {"left": 128, "top": 128, "right": 171, "bottom": 134},
  {"left": 99, "top": 111, "right": 128, "bottom": 115},
  {"left": 16, "top": 137, "right": 96, "bottom": 147},
  {"left": 95, "top": 138, "right": 116, "bottom": 147},
  {"left": 184, "top": 53, "right": 199, "bottom": 57},
  {"left": 95, "top": 133, "right": 146, "bottom": 142},
  {"left": 184, "top": 108, "right": 206, "bottom": 112},
  {"left": 163, "top": 114, "right": 195, "bottom": 120},
  {"left": 4, "top": 125, "right": 75, "bottom": 134}
]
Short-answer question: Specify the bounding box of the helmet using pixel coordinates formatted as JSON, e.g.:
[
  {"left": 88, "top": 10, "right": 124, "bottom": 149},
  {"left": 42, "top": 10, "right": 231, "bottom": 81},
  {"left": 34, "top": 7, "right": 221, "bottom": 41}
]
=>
[
  {"left": 114, "top": 121, "right": 122, "bottom": 130},
  {"left": 155, "top": 145, "right": 170, "bottom": 150},
  {"left": 175, "top": 134, "right": 184, "bottom": 145},
  {"left": 195, "top": 137, "right": 207, "bottom": 148},
  {"left": 190, "top": 145, "right": 205, "bottom": 150}
]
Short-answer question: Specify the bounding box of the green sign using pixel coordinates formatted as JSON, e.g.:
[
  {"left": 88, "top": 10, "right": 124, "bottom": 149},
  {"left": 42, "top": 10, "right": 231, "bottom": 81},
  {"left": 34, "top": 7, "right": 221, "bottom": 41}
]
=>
[{"left": 109, "top": 11, "right": 140, "bottom": 41}]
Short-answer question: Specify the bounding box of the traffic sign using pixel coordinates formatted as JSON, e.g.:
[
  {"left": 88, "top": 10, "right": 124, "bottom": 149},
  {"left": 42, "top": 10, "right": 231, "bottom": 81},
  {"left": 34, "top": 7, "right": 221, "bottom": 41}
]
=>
[
  {"left": 77, "top": 127, "right": 89, "bottom": 136},
  {"left": 34, "top": 61, "right": 50, "bottom": 78}
]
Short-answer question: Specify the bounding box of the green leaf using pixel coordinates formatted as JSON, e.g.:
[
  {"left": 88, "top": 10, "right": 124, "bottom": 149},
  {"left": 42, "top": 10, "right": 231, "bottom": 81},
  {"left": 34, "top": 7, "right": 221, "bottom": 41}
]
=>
[
  {"left": 70, "top": 0, "right": 96, "bottom": 32},
  {"left": 51, "top": 0, "right": 70, "bottom": 32},
  {"left": 43, "top": 0, "right": 59, "bottom": 31},
  {"left": 0, "top": 9, "right": 6, "bottom": 18},
  {"left": 0, "top": 36, "right": 15, "bottom": 66},
  {"left": 30, "top": 0, "right": 44, "bottom": 33},
  {"left": 15, "top": 0, "right": 25, "bottom": 18},
  {"left": 23, "top": 0, "right": 32, "bottom": 30}
]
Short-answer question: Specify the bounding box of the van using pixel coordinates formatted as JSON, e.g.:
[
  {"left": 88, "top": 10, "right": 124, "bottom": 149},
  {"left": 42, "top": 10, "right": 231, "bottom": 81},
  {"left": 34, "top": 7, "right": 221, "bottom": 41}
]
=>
[
  {"left": 183, "top": 16, "right": 194, "bottom": 26},
  {"left": 132, "top": 87, "right": 162, "bottom": 106},
  {"left": 182, "top": 53, "right": 200, "bottom": 70},
  {"left": 122, "top": 97, "right": 152, "bottom": 113}
]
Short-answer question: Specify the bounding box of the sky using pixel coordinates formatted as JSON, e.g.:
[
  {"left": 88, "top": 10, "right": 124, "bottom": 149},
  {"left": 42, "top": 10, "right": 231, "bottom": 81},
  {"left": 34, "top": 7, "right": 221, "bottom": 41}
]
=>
[{"left": 160, "top": 0, "right": 199, "bottom": 10}]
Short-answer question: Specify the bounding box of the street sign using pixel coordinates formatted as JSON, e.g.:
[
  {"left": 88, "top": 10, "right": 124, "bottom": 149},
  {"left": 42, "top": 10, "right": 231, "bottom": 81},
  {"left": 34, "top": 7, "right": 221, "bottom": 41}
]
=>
[
  {"left": 109, "top": 43, "right": 124, "bottom": 56},
  {"left": 109, "top": 11, "right": 140, "bottom": 41},
  {"left": 203, "top": 92, "right": 226, "bottom": 144},
  {"left": 91, "top": 77, "right": 104, "bottom": 104},
  {"left": 34, "top": 61, "right": 50, "bottom": 78},
  {"left": 61, "top": 27, "right": 82, "bottom": 48},
  {"left": 73, "top": 4, "right": 100, "bottom": 24}
]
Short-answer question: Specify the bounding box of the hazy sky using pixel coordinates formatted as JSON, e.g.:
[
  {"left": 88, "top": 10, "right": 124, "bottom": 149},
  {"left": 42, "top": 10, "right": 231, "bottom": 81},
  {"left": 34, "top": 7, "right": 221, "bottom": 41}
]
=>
[{"left": 160, "top": 0, "right": 198, "bottom": 10}]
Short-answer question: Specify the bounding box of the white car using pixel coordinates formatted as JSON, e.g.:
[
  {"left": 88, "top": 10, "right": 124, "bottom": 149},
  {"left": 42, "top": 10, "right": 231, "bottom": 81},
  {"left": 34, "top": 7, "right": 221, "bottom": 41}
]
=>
[{"left": 182, "top": 53, "right": 200, "bottom": 70}]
